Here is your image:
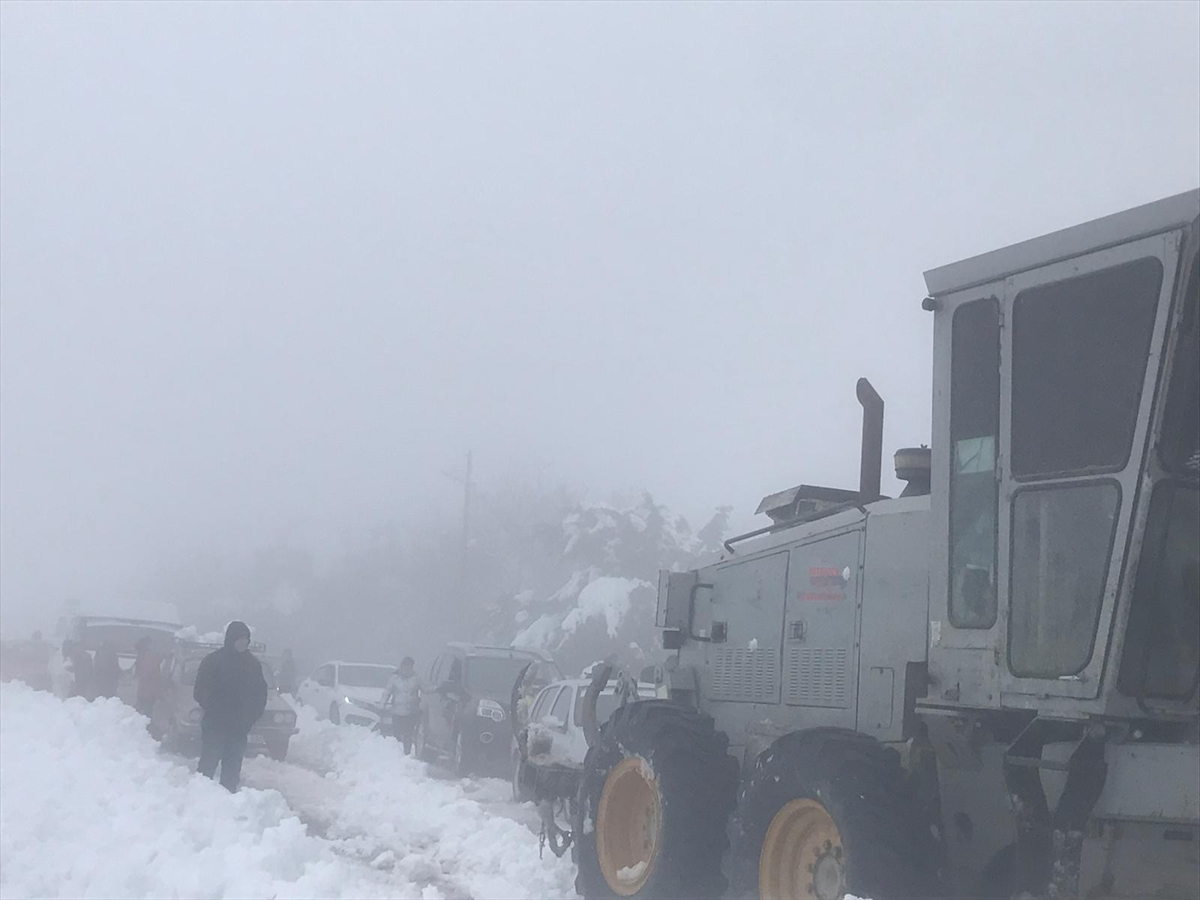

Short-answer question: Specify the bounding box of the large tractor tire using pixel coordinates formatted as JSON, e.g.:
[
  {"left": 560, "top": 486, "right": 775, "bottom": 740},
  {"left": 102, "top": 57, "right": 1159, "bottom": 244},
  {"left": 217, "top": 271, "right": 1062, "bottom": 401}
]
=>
[
  {"left": 742, "top": 728, "right": 939, "bottom": 900},
  {"left": 574, "top": 700, "right": 737, "bottom": 899}
]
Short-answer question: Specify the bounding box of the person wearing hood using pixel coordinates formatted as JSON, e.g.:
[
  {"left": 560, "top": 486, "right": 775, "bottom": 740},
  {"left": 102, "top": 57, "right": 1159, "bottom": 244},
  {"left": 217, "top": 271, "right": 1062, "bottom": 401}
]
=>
[{"left": 193, "top": 621, "right": 268, "bottom": 792}]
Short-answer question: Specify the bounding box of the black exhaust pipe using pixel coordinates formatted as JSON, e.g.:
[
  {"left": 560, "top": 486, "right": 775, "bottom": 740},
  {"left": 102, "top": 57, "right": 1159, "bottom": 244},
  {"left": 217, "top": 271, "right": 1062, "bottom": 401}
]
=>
[{"left": 856, "top": 378, "right": 884, "bottom": 504}]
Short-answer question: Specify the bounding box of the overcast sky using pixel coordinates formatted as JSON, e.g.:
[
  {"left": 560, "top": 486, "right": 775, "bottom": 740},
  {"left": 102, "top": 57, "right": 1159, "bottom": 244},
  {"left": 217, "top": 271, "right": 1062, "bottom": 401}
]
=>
[{"left": 2, "top": 1, "right": 1198, "bottom": 633}]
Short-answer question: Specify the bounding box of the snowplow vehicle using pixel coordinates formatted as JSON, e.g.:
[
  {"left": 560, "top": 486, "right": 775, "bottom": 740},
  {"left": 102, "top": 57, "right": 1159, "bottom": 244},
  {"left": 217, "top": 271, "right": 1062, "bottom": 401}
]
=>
[{"left": 572, "top": 191, "right": 1200, "bottom": 900}]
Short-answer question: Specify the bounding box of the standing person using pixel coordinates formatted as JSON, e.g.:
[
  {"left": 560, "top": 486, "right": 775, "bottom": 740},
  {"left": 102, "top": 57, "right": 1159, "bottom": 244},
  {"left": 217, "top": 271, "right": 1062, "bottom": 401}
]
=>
[
  {"left": 278, "top": 649, "right": 297, "bottom": 696},
  {"left": 64, "top": 639, "right": 95, "bottom": 701},
  {"left": 192, "top": 621, "right": 267, "bottom": 792},
  {"left": 94, "top": 640, "right": 121, "bottom": 699},
  {"left": 134, "top": 637, "right": 166, "bottom": 716},
  {"left": 382, "top": 656, "right": 423, "bottom": 755}
]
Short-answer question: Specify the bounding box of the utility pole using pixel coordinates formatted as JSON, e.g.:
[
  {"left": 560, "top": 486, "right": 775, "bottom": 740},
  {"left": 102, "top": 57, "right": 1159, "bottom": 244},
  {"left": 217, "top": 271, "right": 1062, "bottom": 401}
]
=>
[{"left": 443, "top": 450, "right": 473, "bottom": 609}]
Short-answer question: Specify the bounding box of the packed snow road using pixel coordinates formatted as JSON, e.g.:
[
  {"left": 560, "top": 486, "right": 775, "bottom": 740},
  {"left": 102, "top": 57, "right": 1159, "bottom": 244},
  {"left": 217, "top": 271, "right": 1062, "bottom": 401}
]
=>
[{"left": 0, "top": 683, "right": 577, "bottom": 899}]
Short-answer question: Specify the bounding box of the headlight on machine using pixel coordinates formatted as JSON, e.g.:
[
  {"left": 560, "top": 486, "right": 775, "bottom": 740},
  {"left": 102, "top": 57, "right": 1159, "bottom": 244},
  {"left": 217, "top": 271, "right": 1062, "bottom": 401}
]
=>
[
  {"left": 186, "top": 707, "right": 203, "bottom": 723},
  {"left": 476, "top": 699, "right": 506, "bottom": 722}
]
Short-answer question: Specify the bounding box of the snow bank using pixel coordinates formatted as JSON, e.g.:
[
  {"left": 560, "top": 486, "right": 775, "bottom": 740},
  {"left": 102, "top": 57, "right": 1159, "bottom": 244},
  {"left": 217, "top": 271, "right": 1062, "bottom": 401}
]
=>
[
  {"left": 265, "top": 709, "right": 579, "bottom": 899},
  {"left": 0, "top": 683, "right": 391, "bottom": 900}
]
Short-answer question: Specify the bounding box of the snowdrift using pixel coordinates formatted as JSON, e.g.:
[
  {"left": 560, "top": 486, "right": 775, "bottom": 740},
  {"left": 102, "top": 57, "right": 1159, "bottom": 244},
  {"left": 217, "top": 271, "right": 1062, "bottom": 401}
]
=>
[
  {"left": 0, "top": 683, "right": 579, "bottom": 900},
  {"left": 0, "top": 683, "right": 392, "bottom": 900},
  {"left": 268, "top": 706, "right": 579, "bottom": 899}
]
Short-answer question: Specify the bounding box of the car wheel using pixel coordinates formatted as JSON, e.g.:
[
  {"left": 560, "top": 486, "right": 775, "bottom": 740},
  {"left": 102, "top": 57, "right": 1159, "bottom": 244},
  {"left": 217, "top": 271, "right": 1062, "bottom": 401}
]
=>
[
  {"left": 453, "top": 730, "right": 471, "bottom": 777},
  {"left": 329, "top": 702, "right": 341, "bottom": 725}
]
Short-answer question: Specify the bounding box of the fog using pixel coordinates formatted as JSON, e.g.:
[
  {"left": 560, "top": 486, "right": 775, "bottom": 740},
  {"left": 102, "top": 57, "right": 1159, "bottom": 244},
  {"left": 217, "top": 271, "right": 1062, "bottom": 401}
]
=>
[{"left": 2, "top": 2, "right": 1198, "bottom": 648}]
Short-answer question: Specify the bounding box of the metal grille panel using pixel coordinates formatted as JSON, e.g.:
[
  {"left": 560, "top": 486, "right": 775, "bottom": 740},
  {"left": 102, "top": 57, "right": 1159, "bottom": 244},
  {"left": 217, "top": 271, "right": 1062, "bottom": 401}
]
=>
[
  {"left": 785, "top": 647, "right": 849, "bottom": 708},
  {"left": 710, "top": 648, "right": 778, "bottom": 702}
]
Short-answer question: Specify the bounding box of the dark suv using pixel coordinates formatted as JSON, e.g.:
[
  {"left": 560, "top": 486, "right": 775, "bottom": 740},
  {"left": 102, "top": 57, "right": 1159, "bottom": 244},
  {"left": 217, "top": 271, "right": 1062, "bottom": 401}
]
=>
[{"left": 415, "top": 643, "right": 560, "bottom": 776}]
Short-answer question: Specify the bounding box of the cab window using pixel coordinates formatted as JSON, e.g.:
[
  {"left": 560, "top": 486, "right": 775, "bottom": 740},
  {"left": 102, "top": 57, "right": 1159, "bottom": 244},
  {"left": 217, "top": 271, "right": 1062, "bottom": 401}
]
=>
[
  {"left": 949, "top": 298, "right": 1000, "bottom": 628},
  {"left": 1009, "top": 482, "right": 1120, "bottom": 677},
  {"left": 1119, "top": 483, "right": 1200, "bottom": 700},
  {"left": 1011, "top": 258, "right": 1162, "bottom": 477}
]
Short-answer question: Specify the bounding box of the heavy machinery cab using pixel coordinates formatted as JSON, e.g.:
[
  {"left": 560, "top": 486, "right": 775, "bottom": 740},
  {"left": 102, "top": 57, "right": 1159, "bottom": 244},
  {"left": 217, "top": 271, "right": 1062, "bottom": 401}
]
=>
[
  {"left": 582, "top": 193, "right": 1198, "bottom": 900},
  {"left": 922, "top": 189, "right": 1199, "bottom": 720}
]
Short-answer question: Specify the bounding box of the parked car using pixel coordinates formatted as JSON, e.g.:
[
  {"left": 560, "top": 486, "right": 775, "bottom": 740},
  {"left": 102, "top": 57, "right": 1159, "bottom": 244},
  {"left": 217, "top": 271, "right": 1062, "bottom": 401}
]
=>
[
  {"left": 415, "top": 643, "right": 562, "bottom": 777},
  {"left": 512, "top": 676, "right": 656, "bottom": 802},
  {"left": 296, "top": 660, "right": 395, "bottom": 728},
  {"left": 154, "top": 640, "right": 298, "bottom": 761}
]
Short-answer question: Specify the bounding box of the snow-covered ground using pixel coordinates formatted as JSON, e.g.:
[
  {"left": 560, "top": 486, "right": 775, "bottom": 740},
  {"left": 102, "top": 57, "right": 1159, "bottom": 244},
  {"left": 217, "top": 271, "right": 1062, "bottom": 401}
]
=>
[{"left": 0, "top": 683, "right": 576, "bottom": 900}]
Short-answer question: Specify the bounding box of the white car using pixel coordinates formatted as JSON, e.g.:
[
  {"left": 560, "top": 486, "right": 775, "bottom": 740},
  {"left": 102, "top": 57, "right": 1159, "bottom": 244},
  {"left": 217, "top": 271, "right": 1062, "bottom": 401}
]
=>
[
  {"left": 513, "top": 677, "right": 658, "bottom": 801},
  {"left": 297, "top": 660, "right": 395, "bottom": 727}
]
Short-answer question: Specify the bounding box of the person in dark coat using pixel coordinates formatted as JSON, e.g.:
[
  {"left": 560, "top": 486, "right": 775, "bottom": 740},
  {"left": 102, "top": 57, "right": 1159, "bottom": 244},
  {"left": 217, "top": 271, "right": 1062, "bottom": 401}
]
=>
[
  {"left": 193, "top": 621, "right": 267, "bottom": 792},
  {"left": 94, "top": 640, "right": 122, "bottom": 699}
]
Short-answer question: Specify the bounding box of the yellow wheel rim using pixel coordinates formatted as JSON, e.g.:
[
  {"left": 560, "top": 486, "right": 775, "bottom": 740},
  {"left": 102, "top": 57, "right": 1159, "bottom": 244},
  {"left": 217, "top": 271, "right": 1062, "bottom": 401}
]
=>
[
  {"left": 759, "top": 798, "right": 846, "bottom": 900},
  {"left": 596, "top": 757, "right": 663, "bottom": 896}
]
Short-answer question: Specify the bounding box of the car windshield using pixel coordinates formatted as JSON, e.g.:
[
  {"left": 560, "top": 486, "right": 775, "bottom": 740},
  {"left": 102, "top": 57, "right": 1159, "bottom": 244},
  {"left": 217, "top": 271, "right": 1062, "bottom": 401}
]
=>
[
  {"left": 573, "top": 691, "right": 623, "bottom": 728},
  {"left": 338, "top": 665, "right": 394, "bottom": 688},
  {"left": 464, "top": 656, "right": 541, "bottom": 694}
]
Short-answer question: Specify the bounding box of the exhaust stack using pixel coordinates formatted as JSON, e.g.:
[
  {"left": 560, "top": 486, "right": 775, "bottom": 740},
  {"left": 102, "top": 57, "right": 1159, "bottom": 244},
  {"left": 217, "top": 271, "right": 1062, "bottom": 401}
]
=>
[{"left": 856, "top": 378, "right": 884, "bottom": 503}]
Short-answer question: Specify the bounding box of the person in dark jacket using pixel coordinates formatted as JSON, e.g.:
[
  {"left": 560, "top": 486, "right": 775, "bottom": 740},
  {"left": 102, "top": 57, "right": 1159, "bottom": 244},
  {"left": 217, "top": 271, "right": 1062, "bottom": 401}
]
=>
[
  {"left": 193, "top": 621, "right": 267, "bottom": 792},
  {"left": 94, "top": 640, "right": 121, "bottom": 699}
]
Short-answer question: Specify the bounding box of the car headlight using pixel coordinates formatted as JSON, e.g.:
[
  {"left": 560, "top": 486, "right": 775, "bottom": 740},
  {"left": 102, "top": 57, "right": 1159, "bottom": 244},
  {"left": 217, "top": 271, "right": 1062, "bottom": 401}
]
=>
[
  {"left": 186, "top": 707, "right": 203, "bottom": 723},
  {"left": 272, "top": 710, "right": 296, "bottom": 727},
  {"left": 477, "top": 699, "right": 505, "bottom": 722},
  {"left": 347, "top": 698, "right": 377, "bottom": 714}
]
